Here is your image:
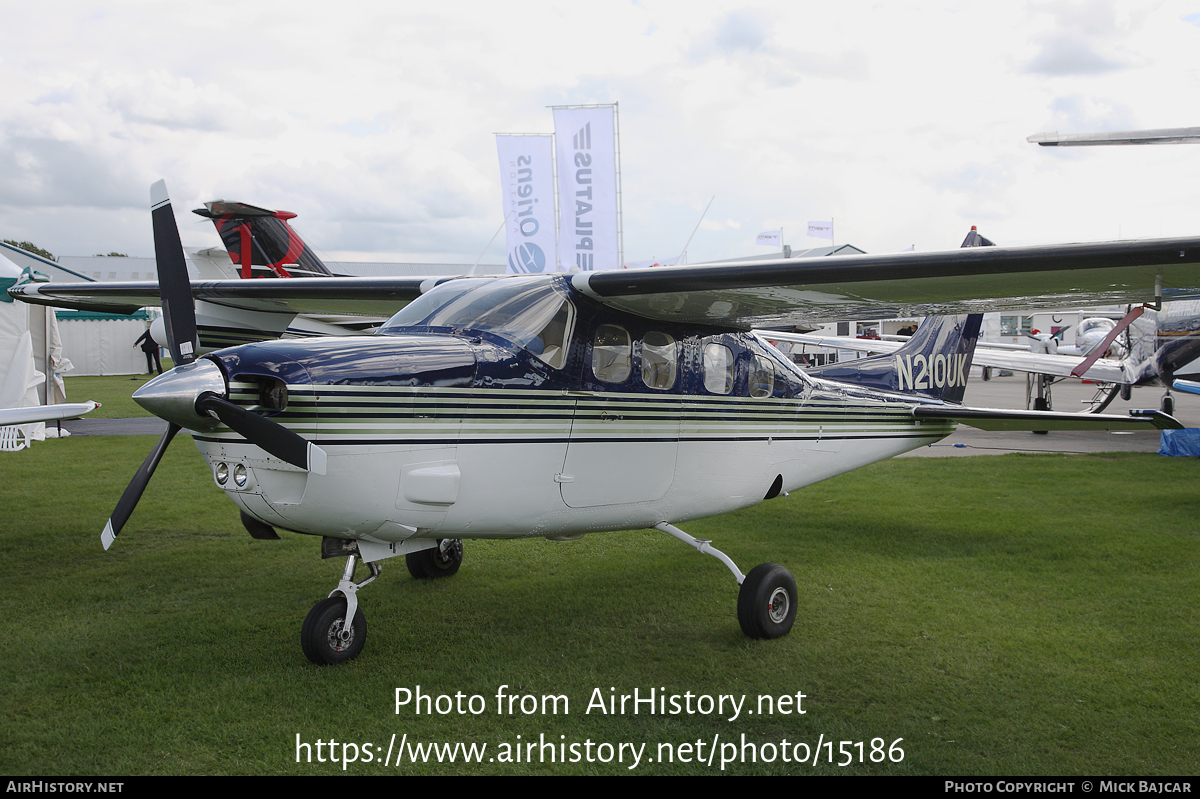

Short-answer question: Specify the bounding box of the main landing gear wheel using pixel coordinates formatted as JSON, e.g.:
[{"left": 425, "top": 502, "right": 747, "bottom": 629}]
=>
[
  {"left": 737, "top": 563, "right": 798, "bottom": 639},
  {"left": 406, "top": 538, "right": 463, "bottom": 579},
  {"left": 301, "top": 596, "right": 367, "bottom": 665},
  {"left": 1162, "top": 393, "right": 1175, "bottom": 416}
]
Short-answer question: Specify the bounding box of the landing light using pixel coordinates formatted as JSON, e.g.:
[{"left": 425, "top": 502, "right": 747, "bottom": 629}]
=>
[
  {"left": 215, "top": 462, "right": 229, "bottom": 486},
  {"left": 233, "top": 464, "right": 248, "bottom": 488}
]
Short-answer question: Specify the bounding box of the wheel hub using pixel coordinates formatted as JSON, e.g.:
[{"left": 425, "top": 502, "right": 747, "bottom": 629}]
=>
[
  {"left": 327, "top": 617, "right": 355, "bottom": 651},
  {"left": 767, "top": 587, "right": 790, "bottom": 624}
]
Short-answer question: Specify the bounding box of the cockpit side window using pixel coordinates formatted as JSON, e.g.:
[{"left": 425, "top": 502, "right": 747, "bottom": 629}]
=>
[
  {"left": 640, "top": 331, "right": 677, "bottom": 390},
  {"left": 593, "top": 324, "right": 632, "bottom": 383},
  {"left": 749, "top": 353, "right": 774, "bottom": 398},
  {"left": 528, "top": 299, "right": 574, "bottom": 369}
]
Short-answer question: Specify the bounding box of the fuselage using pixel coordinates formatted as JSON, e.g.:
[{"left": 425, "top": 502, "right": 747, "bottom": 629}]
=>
[{"left": 153, "top": 275, "right": 955, "bottom": 543}]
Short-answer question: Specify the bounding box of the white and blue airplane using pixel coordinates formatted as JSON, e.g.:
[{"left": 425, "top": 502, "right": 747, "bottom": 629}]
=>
[{"left": 12, "top": 181, "right": 1200, "bottom": 665}]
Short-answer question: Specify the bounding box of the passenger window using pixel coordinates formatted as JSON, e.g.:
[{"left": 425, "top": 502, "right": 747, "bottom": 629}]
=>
[
  {"left": 703, "top": 343, "right": 734, "bottom": 394},
  {"left": 641, "top": 332, "right": 677, "bottom": 390},
  {"left": 592, "top": 325, "right": 632, "bottom": 383},
  {"left": 749, "top": 354, "right": 774, "bottom": 398}
]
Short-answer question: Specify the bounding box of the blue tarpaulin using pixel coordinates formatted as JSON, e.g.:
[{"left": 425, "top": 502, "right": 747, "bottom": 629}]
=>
[{"left": 1158, "top": 428, "right": 1200, "bottom": 457}]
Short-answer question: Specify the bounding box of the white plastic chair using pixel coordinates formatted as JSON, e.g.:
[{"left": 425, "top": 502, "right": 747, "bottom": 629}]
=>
[{"left": 0, "top": 426, "right": 28, "bottom": 451}]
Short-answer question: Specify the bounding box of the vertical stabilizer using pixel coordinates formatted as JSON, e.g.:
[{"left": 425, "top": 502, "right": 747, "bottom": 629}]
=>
[
  {"left": 806, "top": 314, "right": 983, "bottom": 404},
  {"left": 193, "top": 201, "right": 335, "bottom": 279}
]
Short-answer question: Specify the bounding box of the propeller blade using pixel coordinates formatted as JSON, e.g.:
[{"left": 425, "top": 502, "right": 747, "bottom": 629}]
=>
[
  {"left": 151, "top": 180, "right": 199, "bottom": 366},
  {"left": 101, "top": 423, "right": 181, "bottom": 550},
  {"left": 196, "top": 393, "right": 326, "bottom": 475}
]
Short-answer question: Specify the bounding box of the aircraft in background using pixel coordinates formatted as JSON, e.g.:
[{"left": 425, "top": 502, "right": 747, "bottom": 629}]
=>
[
  {"left": 0, "top": 400, "right": 98, "bottom": 427},
  {"left": 1028, "top": 127, "right": 1200, "bottom": 146},
  {"left": 12, "top": 182, "right": 1200, "bottom": 664},
  {"left": 0, "top": 401, "right": 99, "bottom": 450}
]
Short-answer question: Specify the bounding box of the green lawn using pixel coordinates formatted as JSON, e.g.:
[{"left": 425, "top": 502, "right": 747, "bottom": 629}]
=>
[
  {"left": 63, "top": 367, "right": 174, "bottom": 418},
  {"left": 0, "top": 440, "right": 1196, "bottom": 775}
]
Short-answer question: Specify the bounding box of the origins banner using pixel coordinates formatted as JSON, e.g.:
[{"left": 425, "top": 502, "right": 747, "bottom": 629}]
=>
[
  {"left": 496, "top": 135, "right": 556, "bottom": 274},
  {"left": 553, "top": 106, "right": 619, "bottom": 271}
]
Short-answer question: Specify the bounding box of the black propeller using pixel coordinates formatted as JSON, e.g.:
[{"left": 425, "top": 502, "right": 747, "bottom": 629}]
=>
[
  {"left": 101, "top": 423, "right": 180, "bottom": 550},
  {"left": 151, "top": 181, "right": 199, "bottom": 366},
  {"left": 101, "top": 180, "right": 325, "bottom": 549}
]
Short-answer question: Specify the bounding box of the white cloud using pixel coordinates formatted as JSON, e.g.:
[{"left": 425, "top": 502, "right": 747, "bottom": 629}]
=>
[{"left": 0, "top": 1, "right": 1198, "bottom": 261}]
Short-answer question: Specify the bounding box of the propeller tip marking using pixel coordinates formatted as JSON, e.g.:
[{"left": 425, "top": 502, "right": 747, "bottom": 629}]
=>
[
  {"left": 151, "top": 180, "right": 169, "bottom": 210},
  {"left": 101, "top": 521, "right": 115, "bottom": 551}
]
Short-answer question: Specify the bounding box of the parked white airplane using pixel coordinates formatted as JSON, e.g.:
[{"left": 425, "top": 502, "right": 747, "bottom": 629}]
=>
[{"left": 12, "top": 182, "right": 1200, "bottom": 665}]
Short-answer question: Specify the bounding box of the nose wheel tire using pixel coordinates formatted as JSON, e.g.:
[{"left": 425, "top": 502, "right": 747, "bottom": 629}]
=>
[
  {"left": 737, "top": 563, "right": 797, "bottom": 639},
  {"left": 301, "top": 596, "right": 367, "bottom": 665},
  {"left": 405, "top": 539, "right": 464, "bottom": 579}
]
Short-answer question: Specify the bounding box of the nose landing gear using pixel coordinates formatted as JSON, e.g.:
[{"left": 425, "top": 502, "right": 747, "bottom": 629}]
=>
[{"left": 301, "top": 551, "right": 380, "bottom": 665}]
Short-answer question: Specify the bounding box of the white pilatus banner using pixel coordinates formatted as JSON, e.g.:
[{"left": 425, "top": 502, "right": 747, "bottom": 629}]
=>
[
  {"left": 554, "top": 106, "right": 618, "bottom": 271},
  {"left": 497, "top": 135, "right": 556, "bottom": 274},
  {"left": 756, "top": 229, "right": 782, "bottom": 246}
]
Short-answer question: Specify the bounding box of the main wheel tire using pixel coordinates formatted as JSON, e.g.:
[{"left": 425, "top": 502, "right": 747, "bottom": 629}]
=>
[
  {"left": 301, "top": 596, "right": 367, "bottom": 665},
  {"left": 1162, "top": 394, "right": 1175, "bottom": 416},
  {"left": 737, "top": 563, "right": 798, "bottom": 639},
  {"left": 406, "top": 539, "right": 464, "bottom": 580}
]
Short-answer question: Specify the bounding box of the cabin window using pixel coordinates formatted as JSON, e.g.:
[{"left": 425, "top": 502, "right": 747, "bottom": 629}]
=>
[
  {"left": 593, "top": 325, "right": 632, "bottom": 383},
  {"left": 1000, "top": 315, "right": 1033, "bottom": 336},
  {"left": 703, "top": 343, "right": 734, "bottom": 394},
  {"left": 749, "top": 354, "right": 773, "bottom": 398},
  {"left": 640, "top": 331, "right": 677, "bottom": 390}
]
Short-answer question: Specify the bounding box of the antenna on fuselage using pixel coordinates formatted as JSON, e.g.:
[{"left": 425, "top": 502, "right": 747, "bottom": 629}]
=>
[{"left": 470, "top": 210, "right": 513, "bottom": 276}]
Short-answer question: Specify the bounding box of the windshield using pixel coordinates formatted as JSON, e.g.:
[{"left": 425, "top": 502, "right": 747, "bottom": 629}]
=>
[{"left": 378, "top": 278, "right": 575, "bottom": 369}]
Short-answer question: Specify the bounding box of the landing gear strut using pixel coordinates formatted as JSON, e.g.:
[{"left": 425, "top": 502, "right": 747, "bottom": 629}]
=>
[
  {"left": 1027, "top": 373, "right": 1051, "bottom": 434},
  {"left": 655, "top": 522, "right": 798, "bottom": 640},
  {"left": 301, "top": 551, "right": 380, "bottom": 665}
]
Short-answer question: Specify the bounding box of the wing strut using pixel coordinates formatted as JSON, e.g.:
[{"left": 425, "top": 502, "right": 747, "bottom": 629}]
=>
[{"left": 1070, "top": 305, "right": 1143, "bottom": 378}]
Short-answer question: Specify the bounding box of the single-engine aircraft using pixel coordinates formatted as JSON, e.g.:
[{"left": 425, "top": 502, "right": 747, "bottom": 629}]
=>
[{"left": 13, "top": 181, "right": 1200, "bottom": 665}]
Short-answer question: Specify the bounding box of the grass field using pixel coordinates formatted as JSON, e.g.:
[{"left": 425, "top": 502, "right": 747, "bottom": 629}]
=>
[
  {"left": 63, "top": 369, "right": 173, "bottom": 419},
  {"left": 0, "top": 436, "right": 1196, "bottom": 775}
]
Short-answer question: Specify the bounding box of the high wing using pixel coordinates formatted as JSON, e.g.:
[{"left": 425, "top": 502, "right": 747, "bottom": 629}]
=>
[
  {"left": 761, "top": 330, "right": 1129, "bottom": 383},
  {"left": 570, "top": 237, "right": 1200, "bottom": 329},
  {"left": 8, "top": 276, "right": 434, "bottom": 318},
  {"left": 11, "top": 236, "right": 1200, "bottom": 329}
]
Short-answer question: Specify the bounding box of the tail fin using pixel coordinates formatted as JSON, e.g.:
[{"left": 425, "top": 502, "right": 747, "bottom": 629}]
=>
[
  {"left": 805, "top": 314, "right": 983, "bottom": 404},
  {"left": 192, "top": 200, "right": 335, "bottom": 279}
]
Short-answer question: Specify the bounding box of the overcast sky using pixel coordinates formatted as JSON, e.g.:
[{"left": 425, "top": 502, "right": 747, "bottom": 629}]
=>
[{"left": 3, "top": 1, "right": 1199, "bottom": 267}]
